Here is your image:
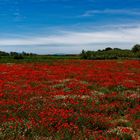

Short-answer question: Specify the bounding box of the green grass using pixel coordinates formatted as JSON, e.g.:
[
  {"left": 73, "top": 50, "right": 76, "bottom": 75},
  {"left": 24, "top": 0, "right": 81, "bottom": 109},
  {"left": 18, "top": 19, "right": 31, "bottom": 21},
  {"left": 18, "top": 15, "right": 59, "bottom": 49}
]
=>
[{"left": 0, "top": 55, "right": 80, "bottom": 63}]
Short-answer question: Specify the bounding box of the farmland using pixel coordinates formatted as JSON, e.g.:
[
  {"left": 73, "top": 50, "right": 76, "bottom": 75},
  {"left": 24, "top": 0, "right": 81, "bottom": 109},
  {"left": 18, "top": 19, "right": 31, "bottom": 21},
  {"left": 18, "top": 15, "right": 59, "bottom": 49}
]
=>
[{"left": 0, "top": 60, "right": 140, "bottom": 140}]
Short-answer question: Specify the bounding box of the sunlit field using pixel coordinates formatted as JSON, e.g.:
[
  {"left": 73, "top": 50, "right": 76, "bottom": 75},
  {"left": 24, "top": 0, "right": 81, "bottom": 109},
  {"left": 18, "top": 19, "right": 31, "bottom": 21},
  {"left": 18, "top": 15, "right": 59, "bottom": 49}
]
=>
[{"left": 0, "top": 60, "right": 140, "bottom": 140}]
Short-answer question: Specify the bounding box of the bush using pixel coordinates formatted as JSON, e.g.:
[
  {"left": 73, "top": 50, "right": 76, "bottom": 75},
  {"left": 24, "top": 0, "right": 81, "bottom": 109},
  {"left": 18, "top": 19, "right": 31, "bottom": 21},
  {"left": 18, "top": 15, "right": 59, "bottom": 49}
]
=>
[
  {"left": 13, "top": 55, "right": 24, "bottom": 60},
  {"left": 132, "top": 44, "right": 140, "bottom": 53},
  {"left": 80, "top": 48, "right": 138, "bottom": 60}
]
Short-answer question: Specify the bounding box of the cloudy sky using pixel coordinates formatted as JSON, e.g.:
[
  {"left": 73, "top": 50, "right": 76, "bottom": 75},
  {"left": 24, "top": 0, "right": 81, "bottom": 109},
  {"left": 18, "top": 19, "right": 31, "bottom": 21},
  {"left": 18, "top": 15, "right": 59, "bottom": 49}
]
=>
[{"left": 0, "top": 0, "right": 140, "bottom": 54}]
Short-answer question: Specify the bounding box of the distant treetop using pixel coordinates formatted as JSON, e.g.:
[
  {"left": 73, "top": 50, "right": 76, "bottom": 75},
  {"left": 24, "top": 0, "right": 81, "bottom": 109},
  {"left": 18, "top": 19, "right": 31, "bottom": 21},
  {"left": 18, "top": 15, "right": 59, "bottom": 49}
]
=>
[{"left": 132, "top": 44, "right": 140, "bottom": 53}]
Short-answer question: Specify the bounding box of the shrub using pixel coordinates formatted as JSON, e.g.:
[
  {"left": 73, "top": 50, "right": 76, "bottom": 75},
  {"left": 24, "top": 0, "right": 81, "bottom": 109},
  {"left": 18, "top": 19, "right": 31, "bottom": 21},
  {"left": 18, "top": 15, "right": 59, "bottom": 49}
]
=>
[
  {"left": 13, "top": 54, "right": 24, "bottom": 60},
  {"left": 132, "top": 44, "right": 140, "bottom": 53}
]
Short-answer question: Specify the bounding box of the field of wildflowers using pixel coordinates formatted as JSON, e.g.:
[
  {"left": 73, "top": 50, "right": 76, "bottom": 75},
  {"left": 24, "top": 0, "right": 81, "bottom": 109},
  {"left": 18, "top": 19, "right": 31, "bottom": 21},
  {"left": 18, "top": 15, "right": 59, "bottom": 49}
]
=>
[{"left": 0, "top": 60, "right": 140, "bottom": 140}]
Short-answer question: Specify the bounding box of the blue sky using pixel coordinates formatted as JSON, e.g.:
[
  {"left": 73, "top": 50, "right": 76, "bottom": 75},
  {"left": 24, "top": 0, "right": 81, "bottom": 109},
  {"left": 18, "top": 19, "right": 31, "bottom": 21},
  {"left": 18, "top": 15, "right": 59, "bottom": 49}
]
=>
[{"left": 0, "top": 0, "right": 140, "bottom": 54}]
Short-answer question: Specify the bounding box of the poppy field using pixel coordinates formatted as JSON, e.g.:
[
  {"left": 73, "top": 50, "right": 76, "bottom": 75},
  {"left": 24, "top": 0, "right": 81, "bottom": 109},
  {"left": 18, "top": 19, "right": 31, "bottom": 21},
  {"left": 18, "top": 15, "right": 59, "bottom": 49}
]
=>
[{"left": 0, "top": 60, "right": 140, "bottom": 140}]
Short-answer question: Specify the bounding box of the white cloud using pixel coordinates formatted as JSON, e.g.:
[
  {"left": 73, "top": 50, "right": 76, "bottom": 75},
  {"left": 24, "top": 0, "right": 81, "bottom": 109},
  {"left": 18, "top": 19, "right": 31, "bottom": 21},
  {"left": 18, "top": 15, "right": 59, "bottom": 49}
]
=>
[
  {"left": 82, "top": 9, "right": 140, "bottom": 17},
  {"left": 0, "top": 25, "right": 140, "bottom": 46}
]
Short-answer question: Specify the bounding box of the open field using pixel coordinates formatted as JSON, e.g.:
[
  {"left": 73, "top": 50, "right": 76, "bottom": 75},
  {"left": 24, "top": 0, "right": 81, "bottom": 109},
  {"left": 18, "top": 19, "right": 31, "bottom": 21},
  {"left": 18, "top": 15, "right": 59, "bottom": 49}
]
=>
[
  {"left": 0, "top": 55, "right": 80, "bottom": 63},
  {"left": 0, "top": 60, "right": 140, "bottom": 140}
]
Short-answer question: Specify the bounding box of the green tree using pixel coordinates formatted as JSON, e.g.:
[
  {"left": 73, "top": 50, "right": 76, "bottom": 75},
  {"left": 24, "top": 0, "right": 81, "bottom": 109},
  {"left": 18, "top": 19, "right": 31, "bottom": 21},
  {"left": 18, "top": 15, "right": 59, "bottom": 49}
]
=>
[
  {"left": 81, "top": 50, "right": 87, "bottom": 59},
  {"left": 132, "top": 44, "right": 140, "bottom": 53},
  {"left": 104, "top": 47, "right": 112, "bottom": 51}
]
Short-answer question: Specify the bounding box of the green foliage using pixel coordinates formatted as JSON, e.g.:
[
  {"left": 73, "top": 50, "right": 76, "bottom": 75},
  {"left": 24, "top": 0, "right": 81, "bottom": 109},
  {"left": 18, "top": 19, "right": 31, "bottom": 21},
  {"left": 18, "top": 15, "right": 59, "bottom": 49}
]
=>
[
  {"left": 80, "top": 47, "right": 139, "bottom": 60},
  {"left": 0, "top": 51, "right": 9, "bottom": 56},
  {"left": 0, "top": 55, "right": 80, "bottom": 63},
  {"left": 13, "top": 54, "right": 24, "bottom": 60},
  {"left": 132, "top": 44, "right": 140, "bottom": 53},
  {"left": 81, "top": 49, "right": 88, "bottom": 59}
]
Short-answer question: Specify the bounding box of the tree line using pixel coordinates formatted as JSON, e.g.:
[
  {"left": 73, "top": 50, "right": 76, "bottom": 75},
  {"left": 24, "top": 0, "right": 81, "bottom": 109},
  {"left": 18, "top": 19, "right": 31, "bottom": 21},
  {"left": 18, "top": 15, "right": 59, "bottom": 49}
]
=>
[
  {"left": 0, "top": 44, "right": 140, "bottom": 60},
  {"left": 80, "top": 44, "right": 140, "bottom": 60},
  {"left": 0, "top": 51, "right": 37, "bottom": 59}
]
